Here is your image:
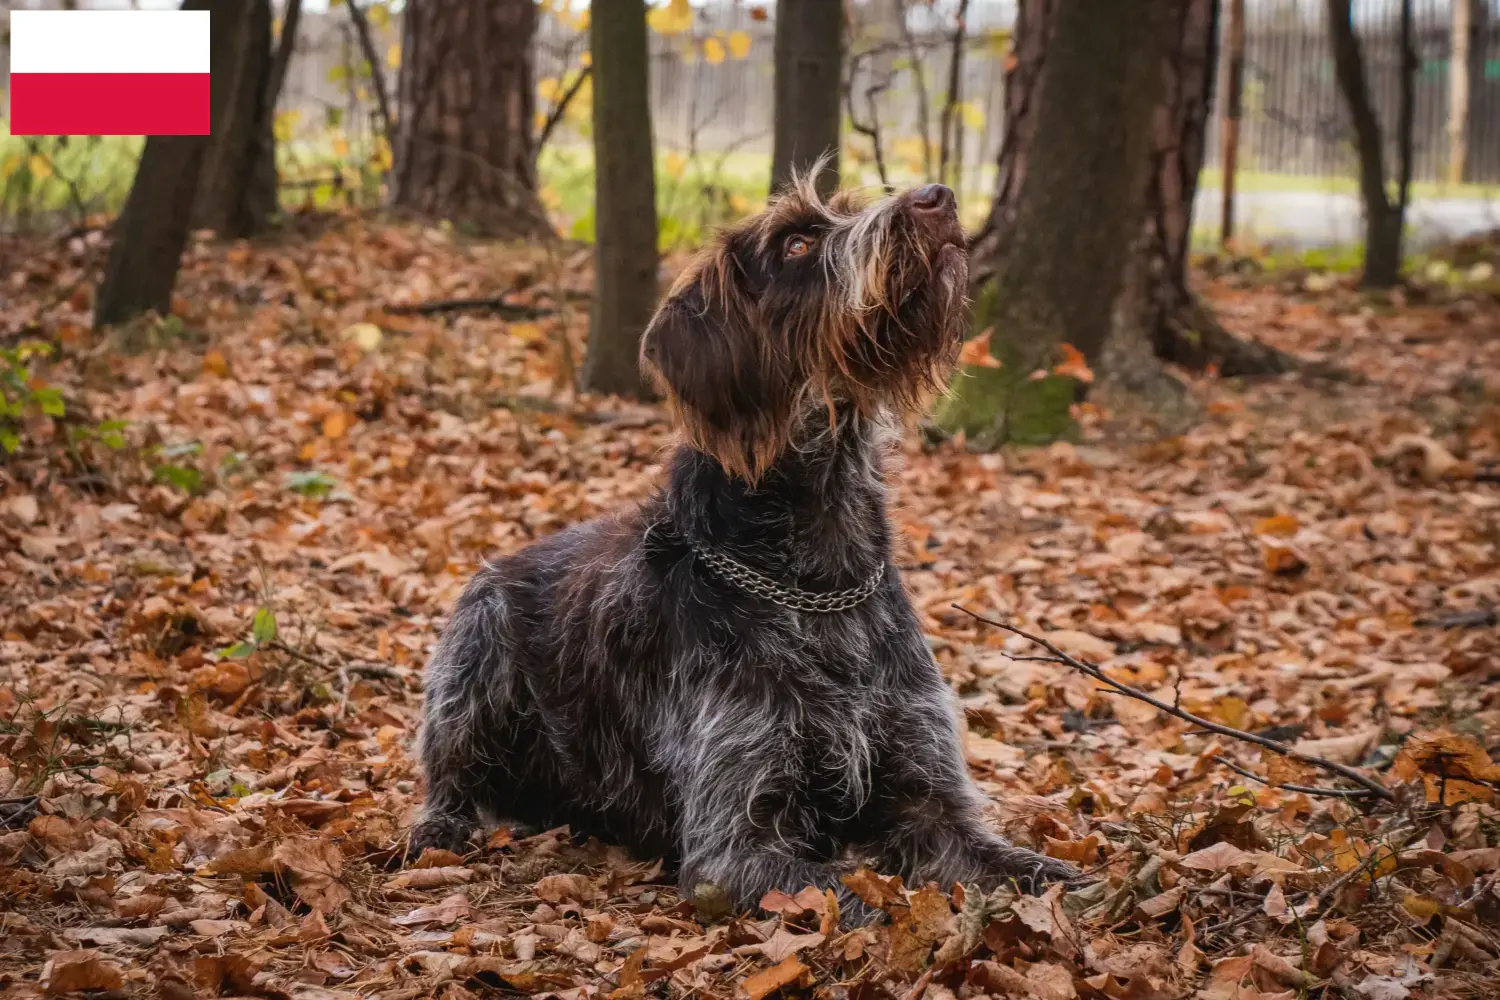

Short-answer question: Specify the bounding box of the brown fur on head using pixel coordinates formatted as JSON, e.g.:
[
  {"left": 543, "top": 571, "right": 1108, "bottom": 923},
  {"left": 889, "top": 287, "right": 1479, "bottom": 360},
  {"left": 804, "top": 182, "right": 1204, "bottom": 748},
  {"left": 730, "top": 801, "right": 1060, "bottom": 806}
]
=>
[{"left": 639, "top": 173, "right": 969, "bottom": 480}]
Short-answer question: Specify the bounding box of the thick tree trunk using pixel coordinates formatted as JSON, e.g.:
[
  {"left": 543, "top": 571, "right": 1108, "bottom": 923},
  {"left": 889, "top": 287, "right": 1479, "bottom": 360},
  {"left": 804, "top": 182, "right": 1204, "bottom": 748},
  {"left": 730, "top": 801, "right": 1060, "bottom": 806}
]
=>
[
  {"left": 770, "top": 0, "right": 844, "bottom": 197},
  {"left": 939, "top": 0, "right": 1177, "bottom": 444},
  {"left": 942, "top": 0, "right": 1295, "bottom": 446},
  {"left": 96, "top": 0, "right": 248, "bottom": 327},
  {"left": 1327, "top": 0, "right": 1415, "bottom": 289},
  {"left": 95, "top": 137, "right": 209, "bottom": 328},
  {"left": 579, "top": 0, "right": 658, "bottom": 399},
  {"left": 193, "top": 0, "right": 275, "bottom": 239},
  {"left": 1140, "top": 0, "right": 1295, "bottom": 379},
  {"left": 391, "top": 0, "right": 550, "bottom": 239}
]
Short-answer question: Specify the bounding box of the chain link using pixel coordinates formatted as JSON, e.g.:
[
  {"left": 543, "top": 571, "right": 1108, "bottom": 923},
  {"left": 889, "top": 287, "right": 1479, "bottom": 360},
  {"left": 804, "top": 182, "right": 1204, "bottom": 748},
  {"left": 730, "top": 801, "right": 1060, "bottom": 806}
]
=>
[{"left": 689, "top": 540, "right": 886, "bottom": 614}]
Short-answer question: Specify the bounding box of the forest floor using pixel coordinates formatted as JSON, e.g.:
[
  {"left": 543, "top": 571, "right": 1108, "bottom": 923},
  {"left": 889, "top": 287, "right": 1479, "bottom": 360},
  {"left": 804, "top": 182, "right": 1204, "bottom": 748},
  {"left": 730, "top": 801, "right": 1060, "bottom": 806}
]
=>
[{"left": 3, "top": 216, "right": 1500, "bottom": 1000}]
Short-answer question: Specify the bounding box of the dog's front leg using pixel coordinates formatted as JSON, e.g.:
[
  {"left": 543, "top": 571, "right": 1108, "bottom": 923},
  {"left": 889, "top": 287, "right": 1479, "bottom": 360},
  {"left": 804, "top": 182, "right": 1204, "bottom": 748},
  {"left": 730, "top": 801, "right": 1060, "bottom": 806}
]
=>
[
  {"left": 887, "top": 799, "right": 1082, "bottom": 894},
  {"left": 876, "top": 695, "right": 1081, "bottom": 893},
  {"left": 673, "top": 746, "right": 878, "bottom": 925},
  {"left": 680, "top": 843, "right": 876, "bottom": 925}
]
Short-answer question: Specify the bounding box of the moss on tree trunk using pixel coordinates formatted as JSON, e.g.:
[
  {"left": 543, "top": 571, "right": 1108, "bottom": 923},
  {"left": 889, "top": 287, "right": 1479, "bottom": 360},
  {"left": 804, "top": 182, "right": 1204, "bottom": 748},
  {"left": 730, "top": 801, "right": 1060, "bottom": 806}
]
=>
[
  {"left": 943, "top": 0, "right": 1299, "bottom": 446},
  {"left": 942, "top": 0, "right": 1172, "bottom": 443}
]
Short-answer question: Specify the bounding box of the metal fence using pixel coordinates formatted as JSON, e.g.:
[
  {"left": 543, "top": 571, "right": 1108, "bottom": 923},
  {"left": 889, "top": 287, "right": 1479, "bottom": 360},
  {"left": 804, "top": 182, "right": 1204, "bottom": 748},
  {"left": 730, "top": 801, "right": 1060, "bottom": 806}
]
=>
[
  {"left": 1215, "top": 0, "right": 1500, "bottom": 182},
  {"left": 2, "top": 0, "right": 1500, "bottom": 228}
]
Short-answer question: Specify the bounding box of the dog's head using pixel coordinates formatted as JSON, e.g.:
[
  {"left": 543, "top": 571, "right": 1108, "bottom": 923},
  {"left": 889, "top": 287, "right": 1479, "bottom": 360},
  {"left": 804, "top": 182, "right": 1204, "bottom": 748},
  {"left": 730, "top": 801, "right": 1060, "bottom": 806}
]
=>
[{"left": 640, "top": 175, "right": 968, "bottom": 480}]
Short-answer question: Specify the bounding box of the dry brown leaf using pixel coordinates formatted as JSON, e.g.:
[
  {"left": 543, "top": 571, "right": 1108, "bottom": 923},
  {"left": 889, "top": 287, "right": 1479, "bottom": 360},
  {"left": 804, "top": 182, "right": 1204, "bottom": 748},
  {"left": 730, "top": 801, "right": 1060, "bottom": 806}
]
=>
[
  {"left": 958, "top": 327, "right": 1002, "bottom": 368},
  {"left": 535, "top": 872, "right": 597, "bottom": 902},
  {"left": 1181, "top": 841, "right": 1253, "bottom": 871},
  {"left": 840, "top": 868, "right": 906, "bottom": 911},
  {"left": 741, "top": 954, "right": 808, "bottom": 1000},
  {"left": 387, "top": 866, "right": 474, "bottom": 890},
  {"left": 42, "top": 950, "right": 125, "bottom": 994}
]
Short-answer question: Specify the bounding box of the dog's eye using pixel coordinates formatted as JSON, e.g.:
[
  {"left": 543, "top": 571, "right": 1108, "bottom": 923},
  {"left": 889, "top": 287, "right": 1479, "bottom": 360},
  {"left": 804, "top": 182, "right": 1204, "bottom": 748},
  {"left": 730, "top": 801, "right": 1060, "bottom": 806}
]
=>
[{"left": 784, "top": 235, "right": 813, "bottom": 258}]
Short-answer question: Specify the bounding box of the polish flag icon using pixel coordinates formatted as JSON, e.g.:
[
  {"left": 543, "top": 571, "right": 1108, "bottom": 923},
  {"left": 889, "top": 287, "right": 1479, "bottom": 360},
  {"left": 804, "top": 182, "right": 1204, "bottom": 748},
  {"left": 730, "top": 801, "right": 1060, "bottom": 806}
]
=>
[{"left": 8, "top": 10, "right": 211, "bottom": 136}]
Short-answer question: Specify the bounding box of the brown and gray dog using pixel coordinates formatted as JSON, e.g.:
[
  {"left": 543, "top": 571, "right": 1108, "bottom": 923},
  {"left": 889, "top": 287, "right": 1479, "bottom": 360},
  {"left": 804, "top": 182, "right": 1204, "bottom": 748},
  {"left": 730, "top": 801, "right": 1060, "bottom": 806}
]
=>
[{"left": 410, "top": 176, "right": 1079, "bottom": 923}]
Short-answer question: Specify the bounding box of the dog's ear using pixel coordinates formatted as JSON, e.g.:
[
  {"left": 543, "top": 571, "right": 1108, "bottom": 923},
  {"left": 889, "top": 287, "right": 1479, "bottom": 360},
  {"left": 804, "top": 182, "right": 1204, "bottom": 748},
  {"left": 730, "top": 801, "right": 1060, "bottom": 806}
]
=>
[{"left": 641, "top": 240, "right": 798, "bottom": 481}]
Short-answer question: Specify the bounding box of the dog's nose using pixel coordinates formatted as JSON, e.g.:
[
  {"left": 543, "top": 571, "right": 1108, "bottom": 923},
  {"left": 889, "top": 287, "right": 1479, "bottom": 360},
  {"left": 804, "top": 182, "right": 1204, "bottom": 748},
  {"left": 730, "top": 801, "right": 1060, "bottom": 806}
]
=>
[{"left": 909, "top": 183, "right": 956, "bottom": 214}]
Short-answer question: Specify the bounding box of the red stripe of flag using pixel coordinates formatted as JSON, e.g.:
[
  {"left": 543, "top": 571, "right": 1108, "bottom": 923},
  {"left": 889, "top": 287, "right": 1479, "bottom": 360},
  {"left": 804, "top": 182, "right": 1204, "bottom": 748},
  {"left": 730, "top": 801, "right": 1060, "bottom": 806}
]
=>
[{"left": 10, "top": 74, "right": 210, "bottom": 136}]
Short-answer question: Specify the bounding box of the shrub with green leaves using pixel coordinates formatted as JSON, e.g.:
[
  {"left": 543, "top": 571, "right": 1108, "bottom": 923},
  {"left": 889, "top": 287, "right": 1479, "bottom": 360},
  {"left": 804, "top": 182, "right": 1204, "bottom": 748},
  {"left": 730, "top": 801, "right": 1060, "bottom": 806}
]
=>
[{"left": 0, "top": 342, "right": 65, "bottom": 454}]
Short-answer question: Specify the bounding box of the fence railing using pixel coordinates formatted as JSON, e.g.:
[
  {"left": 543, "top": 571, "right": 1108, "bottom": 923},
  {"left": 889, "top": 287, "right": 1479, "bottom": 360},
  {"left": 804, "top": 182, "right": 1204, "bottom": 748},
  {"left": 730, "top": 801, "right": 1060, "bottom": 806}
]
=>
[{"left": 2, "top": 0, "right": 1498, "bottom": 234}]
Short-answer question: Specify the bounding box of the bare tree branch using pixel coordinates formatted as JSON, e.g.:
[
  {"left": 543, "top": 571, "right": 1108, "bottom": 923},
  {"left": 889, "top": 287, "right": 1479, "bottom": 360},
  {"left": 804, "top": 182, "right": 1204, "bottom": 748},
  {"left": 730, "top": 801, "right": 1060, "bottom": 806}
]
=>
[
  {"left": 536, "top": 65, "right": 593, "bottom": 151},
  {"left": 1213, "top": 755, "right": 1377, "bottom": 799},
  {"left": 847, "top": 49, "right": 893, "bottom": 192},
  {"left": 892, "top": 0, "right": 935, "bottom": 180},
  {"left": 953, "top": 605, "right": 1395, "bottom": 802},
  {"left": 346, "top": 0, "right": 394, "bottom": 139},
  {"left": 265, "top": 0, "right": 303, "bottom": 115},
  {"left": 937, "top": 0, "right": 970, "bottom": 188}
]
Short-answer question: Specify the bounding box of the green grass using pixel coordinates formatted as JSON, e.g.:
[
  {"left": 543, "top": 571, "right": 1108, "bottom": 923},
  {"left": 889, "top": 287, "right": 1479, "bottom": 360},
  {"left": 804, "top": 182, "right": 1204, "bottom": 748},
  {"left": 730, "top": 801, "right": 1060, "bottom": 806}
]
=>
[
  {"left": 1198, "top": 165, "right": 1500, "bottom": 201},
  {"left": 7, "top": 117, "right": 1495, "bottom": 250},
  {"left": 0, "top": 130, "right": 142, "bottom": 222}
]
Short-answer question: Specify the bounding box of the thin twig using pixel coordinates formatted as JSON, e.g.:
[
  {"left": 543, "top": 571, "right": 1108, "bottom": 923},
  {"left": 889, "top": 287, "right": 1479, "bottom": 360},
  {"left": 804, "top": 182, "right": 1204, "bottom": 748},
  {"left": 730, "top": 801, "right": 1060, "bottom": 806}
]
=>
[
  {"left": 265, "top": 0, "right": 303, "bottom": 116},
  {"left": 936, "top": 0, "right": 970, "bottom": 187},
  {"left": 893, "top": 0, "right": 935, "bottom": 180},
  {"left": 346, "top": 0, "right": 394, "bottom": 139},
  {"left": 953, "top": 606, "right": 1395, "bottom": 802},
  {"left": 846, "top": 49, "right": 893, "bottom": 192},
  {"left": 1213, "top": 755, "right": 1375, "bottom": 799},
  {"left": 537, "top": 65, "right": 593, "bottom": 151},
  {"left": 383, "top": 296, "right": 556, "bottom": 319},
  {"left": 1312, "top": 823, "right": 1423, "bottom": 910},
  {"left": 1210, "top": 499, "right": 1261, "bottom": 564},
  {"left": 270, "top": 640, "right": 332, "bottom": 672}
]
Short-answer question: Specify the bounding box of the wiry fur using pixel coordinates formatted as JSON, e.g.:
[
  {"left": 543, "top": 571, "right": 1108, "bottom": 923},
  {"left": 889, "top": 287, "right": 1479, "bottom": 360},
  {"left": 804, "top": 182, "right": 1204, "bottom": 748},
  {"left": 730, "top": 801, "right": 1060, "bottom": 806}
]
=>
[{"left": 412, "top": 179, "right": 1079, "bottom": 923}]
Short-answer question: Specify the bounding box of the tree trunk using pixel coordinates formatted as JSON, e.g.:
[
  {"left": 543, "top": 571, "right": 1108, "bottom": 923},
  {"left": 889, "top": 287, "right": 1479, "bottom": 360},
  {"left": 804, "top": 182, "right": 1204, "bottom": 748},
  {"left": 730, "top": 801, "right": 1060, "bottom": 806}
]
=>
[
  {"left": 939, "top": 0, "right": 1177, "bottom": 444},
  {"left": 391, "top": 0, "right": 550, "bottom": 239},
  {"left": 1219, "top": 0, "right": 1245, "bottom": 247},
  {"left": 941, "top": 0, "right": 1294, "bottom": 446},
  {"left": 1327, "top": 0, "right": 1415, "bottom": 289},
  {"left": 96, "top": 0, "right": 250, "bottom": 327},
  {"left": 1449, "top": 0, "right": 1474, "bottom": 185},
  {"left": 770, "top": 0, "right": 845, "bottom": 197},
  {"left": 579, "top": 0, "right": 658, "bottom": 399},
  {"left": 193, "top": 0, "right": 275, "bottom": 239},
  {"left": 95, "top": 136, "right": 209, "bottom": 328}
]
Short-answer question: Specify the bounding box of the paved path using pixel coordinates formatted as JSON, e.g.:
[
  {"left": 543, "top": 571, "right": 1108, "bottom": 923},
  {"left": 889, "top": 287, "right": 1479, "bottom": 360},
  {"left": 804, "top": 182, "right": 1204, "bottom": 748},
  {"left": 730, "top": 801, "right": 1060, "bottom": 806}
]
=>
[{"left": 1194, "top": 189, "right": 1500, "bottom": 249}]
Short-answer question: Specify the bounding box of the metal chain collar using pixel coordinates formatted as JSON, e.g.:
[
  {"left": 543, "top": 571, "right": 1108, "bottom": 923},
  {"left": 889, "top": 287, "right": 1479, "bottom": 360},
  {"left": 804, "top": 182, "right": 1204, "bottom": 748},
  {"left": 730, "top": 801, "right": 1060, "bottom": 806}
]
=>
[{"left": 688, "top": 539, "right": 886, "bottom": 614}]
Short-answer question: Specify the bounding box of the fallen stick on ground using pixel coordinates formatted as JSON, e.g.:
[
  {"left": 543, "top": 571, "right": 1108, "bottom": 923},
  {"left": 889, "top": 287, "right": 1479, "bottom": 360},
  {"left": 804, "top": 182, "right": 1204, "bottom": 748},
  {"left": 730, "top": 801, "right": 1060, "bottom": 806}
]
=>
[
  {"left": 953, "top": 605, "right": 1395, "bottom": 802},
  {"left": 383, "top": 296, "right": 554, "bottom": 320},
  {"left": 1213, "top": 755, "right": 1375, "bottom": 799}
]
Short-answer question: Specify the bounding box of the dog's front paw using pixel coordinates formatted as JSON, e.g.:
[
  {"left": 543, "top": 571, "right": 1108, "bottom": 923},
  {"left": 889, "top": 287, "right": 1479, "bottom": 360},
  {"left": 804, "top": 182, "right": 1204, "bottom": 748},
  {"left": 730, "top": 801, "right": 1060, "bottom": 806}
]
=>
[
  {"left": 998, "top": 848, "right": 1083, "bottom": 895},
  {"left": 407, "top": 814, "right": 476, "bottom": 860}
]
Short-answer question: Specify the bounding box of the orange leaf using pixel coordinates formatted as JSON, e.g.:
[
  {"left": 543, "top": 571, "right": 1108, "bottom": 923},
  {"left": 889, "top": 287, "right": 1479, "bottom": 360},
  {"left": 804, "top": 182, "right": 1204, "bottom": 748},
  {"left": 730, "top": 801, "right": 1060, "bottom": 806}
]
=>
[
  {"left": 958, "top": 327, "right": 1002, "bottom": 368},
  {"left": 742, "top": 955, "right": 808, "bottom": 1000},
  {"left": 1212, "top": 696, "right": 1252, "bottom": 730},
  {"left": 1044, "top": 833, "right": 1102, "bottom": 864},
  {"left": 840, "top": 868, "right": 907, "bottom": 911},
  {"left": 1261, "top": 541, "right": 1307, "bottom": 576},
  {"left": 1052, "top": 342, "right": 1094, "bottom": 383},
  {"left": 1254, "top": 514, "right": 1300, "bottom": 537},
  {"left": 323, "top": 411, "right": 349, "bottom": 439},
  {"left": 202, "top": 349, "right": 230, "bottom": 377}
]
